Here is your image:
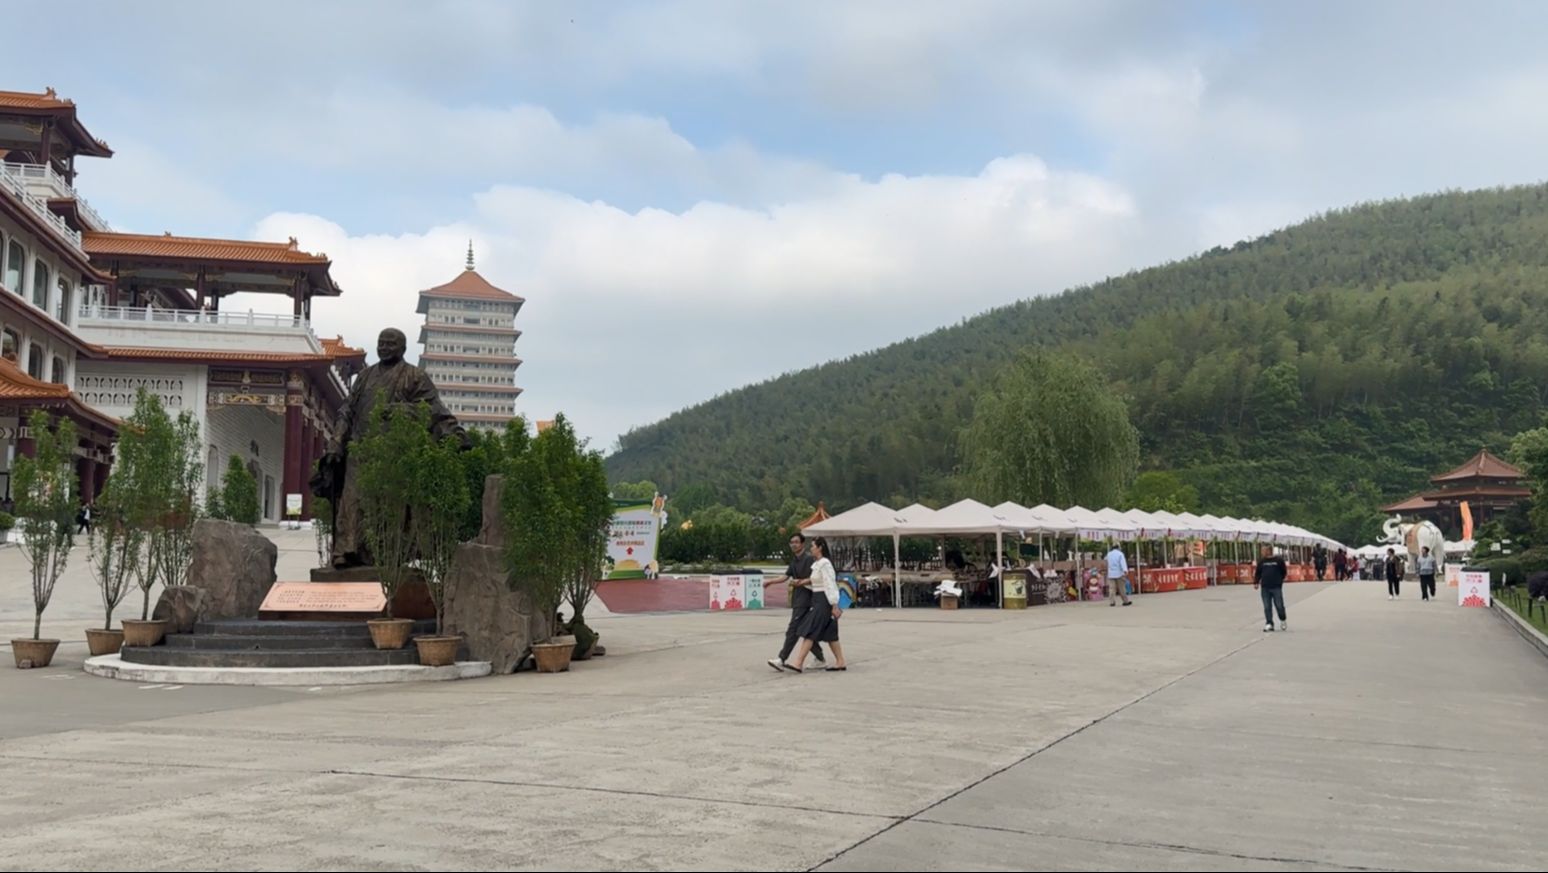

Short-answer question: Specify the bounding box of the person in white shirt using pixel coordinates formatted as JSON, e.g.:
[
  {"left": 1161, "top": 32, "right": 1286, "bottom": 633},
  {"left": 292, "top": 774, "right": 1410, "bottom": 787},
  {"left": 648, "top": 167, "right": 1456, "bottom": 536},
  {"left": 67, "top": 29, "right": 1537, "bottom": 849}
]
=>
[
  {"left": 1417, "top": 546, "right": 1438, "bottom": 602},
  {"left": 1106, "top": 544, "right": 1133, "bottom": 607},
  {"left": 780, "top": 537, "right": 848, "bottom": 673}
]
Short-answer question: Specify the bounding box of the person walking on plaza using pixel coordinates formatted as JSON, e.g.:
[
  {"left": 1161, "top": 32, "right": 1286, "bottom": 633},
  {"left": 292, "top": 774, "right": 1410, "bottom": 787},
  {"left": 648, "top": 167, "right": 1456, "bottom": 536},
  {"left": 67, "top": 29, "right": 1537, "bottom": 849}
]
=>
[
  {"left": 1385, "top": 547, "right": 1402, "bottom": 599},
  {"left": 767, "top": 533, "right": 825, "bottom": 671},
  {"left": 1255, "top": 544, "right": 1289, "bottom": 632},
  {"left": 1417, "top": 546, "right": 1438, "bottom": 602},
  {"left": 1106, "top": 542, "right": 1132, "bottom": 607},
  {"left": 783, "top": 537, "right": 847, "bottom": 673},
  {"left": 1333, "top": 548, "right": 1348, "bottom": 582},
  {"left": 1314, "top": 545, "right": 1328, "bottom": 581}
]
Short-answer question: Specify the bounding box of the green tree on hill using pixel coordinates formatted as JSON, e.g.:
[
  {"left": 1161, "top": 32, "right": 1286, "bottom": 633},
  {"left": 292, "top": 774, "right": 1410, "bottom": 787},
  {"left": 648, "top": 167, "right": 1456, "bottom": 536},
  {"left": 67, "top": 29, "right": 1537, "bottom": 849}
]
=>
[{"left": 959, "top": 353, "right": 1138, "bottom": 507}]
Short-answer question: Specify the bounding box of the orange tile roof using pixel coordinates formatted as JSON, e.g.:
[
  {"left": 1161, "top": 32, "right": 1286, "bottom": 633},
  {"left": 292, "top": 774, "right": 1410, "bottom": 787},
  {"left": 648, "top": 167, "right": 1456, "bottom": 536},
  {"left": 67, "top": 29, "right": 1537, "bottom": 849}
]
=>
[
  {"left": 0, "top": 88, "right": 74, "bottom": 110},
  {"left": 0, "top": 88, "right": 113, "bottom": 157},
  {"left": 1431, "top": 449, "right": 1524, "bottom": 483},
  {"left": 421, "top": 268, "right": 524, "bottom": 303},
  {"left": 84, "top": 231, "right": 331, "bottom": 265},
  {"left": 0, "top": 358, "right": 118, "bottom": 430},
  {"left": 0, "top": 358, "right": 70, "bottom": 400},
  {"left": 99, "top": 347, "right": 347, "bottom": 366},
  {"left": 798, "top": 501, "right": 831, "bottom": 529},
  {"left": 319, "top": 336, "right": 366, "bottom": 359}
]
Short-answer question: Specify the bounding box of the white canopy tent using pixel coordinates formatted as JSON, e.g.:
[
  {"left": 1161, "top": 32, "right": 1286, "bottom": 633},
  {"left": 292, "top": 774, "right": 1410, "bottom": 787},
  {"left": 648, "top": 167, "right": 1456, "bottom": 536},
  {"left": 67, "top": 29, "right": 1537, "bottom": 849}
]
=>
[
  {"left": 794, "top": 496, "right": 1345, "bottom": 608},
  {"left": 804, "top": 502, "right": 904, "bottom": 537}
]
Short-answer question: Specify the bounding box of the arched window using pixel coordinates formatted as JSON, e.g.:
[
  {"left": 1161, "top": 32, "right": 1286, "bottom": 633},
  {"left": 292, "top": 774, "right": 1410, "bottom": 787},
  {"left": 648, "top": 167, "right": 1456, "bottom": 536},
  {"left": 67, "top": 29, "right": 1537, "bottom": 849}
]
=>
[
  {"left": 1, "top": 328, "right": 17, "bottom": 362},
  {"left": 55, "top": 278, "right": 70, "bottom": 324},
  {"left": 50, "top": 355, "right": 66, "bottom": 384},
  {"left": 27, "top": 343, "right": 44, "bottom": 379},
  {"left": 3, "top": 240, "right": 20, "bottom": 294},
  {"left": 31, "top": 259, "right": 48, "bottom": 308}
]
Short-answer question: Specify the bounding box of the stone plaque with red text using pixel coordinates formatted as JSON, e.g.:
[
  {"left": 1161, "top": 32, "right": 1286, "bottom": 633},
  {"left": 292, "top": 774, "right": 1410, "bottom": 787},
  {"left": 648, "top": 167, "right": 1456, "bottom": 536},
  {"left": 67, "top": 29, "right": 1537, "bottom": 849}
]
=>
[{"left": 259, "top": 582, "right": 386, "bottom": 615}]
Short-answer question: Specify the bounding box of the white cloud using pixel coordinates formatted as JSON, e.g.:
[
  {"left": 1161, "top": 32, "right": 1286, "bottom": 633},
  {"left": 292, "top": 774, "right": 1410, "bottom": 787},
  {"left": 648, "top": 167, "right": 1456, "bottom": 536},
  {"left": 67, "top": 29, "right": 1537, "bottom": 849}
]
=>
[{"left": 259, "top": 154, "right": 1145, "bottom": 446}]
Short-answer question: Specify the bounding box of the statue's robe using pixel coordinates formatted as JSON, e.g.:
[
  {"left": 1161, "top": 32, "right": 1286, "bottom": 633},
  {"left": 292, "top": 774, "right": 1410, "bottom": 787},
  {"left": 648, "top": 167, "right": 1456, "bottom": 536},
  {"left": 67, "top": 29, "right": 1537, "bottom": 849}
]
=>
[{"left": 324, "top": 359, "right": 465, "bottom": 567}]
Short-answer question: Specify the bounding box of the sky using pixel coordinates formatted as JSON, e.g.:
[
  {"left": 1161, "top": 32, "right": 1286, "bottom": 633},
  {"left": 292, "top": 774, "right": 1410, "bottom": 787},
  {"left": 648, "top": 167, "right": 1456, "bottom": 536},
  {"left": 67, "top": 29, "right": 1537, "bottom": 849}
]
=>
[{"left": 9, "top": 1, "right": 1548, "bottom": 449}]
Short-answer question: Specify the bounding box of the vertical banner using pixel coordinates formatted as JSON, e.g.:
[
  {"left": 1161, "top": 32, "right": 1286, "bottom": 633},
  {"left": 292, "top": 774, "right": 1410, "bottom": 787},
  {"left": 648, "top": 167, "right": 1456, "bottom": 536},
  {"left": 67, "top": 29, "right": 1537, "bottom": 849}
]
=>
[
  {"left": 604, "top": 498, "right": 662, "bottom": 580},
  {"left": 1459, "top": 570, "right": 1490, "bottom": 608}
]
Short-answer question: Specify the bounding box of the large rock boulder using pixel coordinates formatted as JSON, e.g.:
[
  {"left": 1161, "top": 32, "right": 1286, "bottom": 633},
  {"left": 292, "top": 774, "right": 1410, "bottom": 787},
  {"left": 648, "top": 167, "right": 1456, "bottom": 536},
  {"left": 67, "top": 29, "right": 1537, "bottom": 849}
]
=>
[
  {"left": 443, "top": 542, "right": 548, "bottom": 674},
  {"left": 152, "top": 585, "right": 206, "bottom": 633},
  {"left": 477, "top": 474, "right": 506, "bottom": 549},
  {"left": 187, "top": 519, "right": 277, "bottom": 620}
]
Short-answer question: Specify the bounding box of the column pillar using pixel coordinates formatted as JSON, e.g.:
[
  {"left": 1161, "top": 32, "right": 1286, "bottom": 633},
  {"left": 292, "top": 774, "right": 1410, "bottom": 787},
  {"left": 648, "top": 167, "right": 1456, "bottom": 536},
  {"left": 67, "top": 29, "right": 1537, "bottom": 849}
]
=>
[
  {"left": 78, "top": 455, "right": 97, "bottom": 504},
  {"left": 282, "top": 371, "right": 305, "bottom": 521},
  {"left": 300, "top": 414, "right": 318, "bottom": 521},
  {"left": 93, "top": 453, "right": 110, "bottom": 500}
]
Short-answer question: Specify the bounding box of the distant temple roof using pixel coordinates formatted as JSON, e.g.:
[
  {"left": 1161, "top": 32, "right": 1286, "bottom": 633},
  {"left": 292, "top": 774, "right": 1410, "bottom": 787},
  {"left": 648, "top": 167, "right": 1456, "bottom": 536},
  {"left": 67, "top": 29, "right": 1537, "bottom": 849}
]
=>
[
  {"left": 1431, "top": 449, "right": 1524, "bottom": 483},
  {"left": 418, "top": 268, "right": 524, "bottom": 304},
  {"left": 798, "top": 501, "right": 831, "bottom": 530},
  {"left": 1382, "top": 495, "right": 1438, "bottom": 514}
]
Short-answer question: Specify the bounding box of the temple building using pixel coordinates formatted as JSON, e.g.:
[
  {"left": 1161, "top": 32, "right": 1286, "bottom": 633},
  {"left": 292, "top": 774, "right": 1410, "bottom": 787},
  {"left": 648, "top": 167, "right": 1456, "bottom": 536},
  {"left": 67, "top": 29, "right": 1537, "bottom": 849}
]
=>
[
  {"left": 1382, "top": 449, "right": 1531, "bottom": 536},
  {"left": 0, "top": 87, "right": 363, "bottom": 520},
  {"left": 415, "top": 245, "right": 523, "bottom": 431}
]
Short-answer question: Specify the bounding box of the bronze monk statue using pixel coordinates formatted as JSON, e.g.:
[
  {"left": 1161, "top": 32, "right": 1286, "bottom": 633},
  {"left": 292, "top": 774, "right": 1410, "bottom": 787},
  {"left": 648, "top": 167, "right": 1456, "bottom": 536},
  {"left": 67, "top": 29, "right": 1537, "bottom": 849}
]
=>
[{"left": 312, "top": 327, "right": 468, "bottom": 568}]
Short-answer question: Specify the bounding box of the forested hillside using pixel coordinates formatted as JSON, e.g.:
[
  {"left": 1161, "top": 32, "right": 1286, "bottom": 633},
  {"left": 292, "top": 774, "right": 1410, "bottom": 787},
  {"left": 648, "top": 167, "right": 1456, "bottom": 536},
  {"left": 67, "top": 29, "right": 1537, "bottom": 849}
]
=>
[{"left": 607, "top": 184, "right": 1548, "bottom": 544}]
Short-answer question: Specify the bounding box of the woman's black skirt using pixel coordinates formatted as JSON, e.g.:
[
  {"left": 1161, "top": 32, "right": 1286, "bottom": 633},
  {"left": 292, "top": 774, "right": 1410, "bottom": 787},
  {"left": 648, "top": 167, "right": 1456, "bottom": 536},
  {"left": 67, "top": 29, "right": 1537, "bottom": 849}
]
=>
[{"left": 797, "top": 591, "right": 840, "bottom": 643}]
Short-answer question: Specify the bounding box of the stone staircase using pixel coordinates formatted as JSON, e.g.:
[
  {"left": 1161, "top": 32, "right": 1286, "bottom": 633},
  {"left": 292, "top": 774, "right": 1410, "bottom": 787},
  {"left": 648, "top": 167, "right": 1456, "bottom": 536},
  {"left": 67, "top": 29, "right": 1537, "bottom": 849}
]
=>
[{"left": 118, "top": 619, "right": 455, "bottom": 669}]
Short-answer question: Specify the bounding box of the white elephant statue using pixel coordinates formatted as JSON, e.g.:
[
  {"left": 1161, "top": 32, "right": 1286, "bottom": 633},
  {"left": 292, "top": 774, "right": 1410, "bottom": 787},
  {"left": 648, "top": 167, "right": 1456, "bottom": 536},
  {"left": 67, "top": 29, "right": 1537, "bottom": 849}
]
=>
[{"left": 1382, "top": 516, "right": 1447, "bottom": 574}]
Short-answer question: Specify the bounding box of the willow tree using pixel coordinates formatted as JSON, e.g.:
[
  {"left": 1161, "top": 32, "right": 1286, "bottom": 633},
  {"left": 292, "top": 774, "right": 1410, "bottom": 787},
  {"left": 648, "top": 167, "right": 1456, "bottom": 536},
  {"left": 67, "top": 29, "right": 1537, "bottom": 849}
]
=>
[{"left": 959, "top": 353, "right": 1139, "bottom": 507}]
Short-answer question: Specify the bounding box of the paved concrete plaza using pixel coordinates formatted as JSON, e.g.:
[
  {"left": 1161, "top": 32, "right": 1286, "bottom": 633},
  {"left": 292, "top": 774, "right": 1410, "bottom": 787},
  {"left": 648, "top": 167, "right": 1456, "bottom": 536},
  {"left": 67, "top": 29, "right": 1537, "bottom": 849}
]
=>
[{"left": 2, "top": 534, "right": 1544, "bottom": 871}]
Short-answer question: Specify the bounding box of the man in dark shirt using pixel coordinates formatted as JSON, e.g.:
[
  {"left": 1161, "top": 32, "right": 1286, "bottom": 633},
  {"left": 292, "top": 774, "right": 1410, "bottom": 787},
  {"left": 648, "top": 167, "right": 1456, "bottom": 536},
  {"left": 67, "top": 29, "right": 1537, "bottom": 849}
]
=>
[
  {"left": 1385, "top": 547, "right": 1402, "bottom": 599},
  {"left": 1254, "top": 545, "right": 1289, "bottom": 632},
  {"left": 767, "top": 533, "right": 825, "bottom": 671}
]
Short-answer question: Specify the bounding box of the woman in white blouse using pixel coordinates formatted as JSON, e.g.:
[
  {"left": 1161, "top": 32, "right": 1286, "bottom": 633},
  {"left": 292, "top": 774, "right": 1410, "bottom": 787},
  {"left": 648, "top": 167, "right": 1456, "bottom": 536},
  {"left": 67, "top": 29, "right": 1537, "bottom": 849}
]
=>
[{"left": 781, "top": 537, "right": 848, "bottom": 673}]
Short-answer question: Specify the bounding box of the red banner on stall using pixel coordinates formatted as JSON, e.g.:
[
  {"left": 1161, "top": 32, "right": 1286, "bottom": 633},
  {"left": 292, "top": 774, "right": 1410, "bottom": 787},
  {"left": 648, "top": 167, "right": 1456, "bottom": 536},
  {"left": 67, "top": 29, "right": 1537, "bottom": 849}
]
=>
[
  {"left": 1215, "top": 563, "right": 1253, "bottom": 584},
  {"left": 1139, "top": 566, "right": 1209, "bottom": 593}
]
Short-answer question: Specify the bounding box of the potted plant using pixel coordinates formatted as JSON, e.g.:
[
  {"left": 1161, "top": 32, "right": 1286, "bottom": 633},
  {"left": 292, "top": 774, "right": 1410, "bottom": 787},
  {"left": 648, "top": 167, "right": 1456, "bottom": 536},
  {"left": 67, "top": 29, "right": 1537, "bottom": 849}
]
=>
[
  {"left": 84, "top": 480, "right": 142, "bottom": 656},
  {"left": 117, "top": 390, "right": 200, "bottom": 648},
  {"left": 0, "top": 510, "right": 14, "bottom": 544},
  {"left": 354, "top": 399, "right": 423, "bottom": 649},
  {"left": 409, "top": 428, "right": 470, "bottom": 667},
  {"left": 11, "top": 411, "right": 77, "bottom": 668},
  {"left": 503, "top": 415, "right": 613, "bottom": 674}
]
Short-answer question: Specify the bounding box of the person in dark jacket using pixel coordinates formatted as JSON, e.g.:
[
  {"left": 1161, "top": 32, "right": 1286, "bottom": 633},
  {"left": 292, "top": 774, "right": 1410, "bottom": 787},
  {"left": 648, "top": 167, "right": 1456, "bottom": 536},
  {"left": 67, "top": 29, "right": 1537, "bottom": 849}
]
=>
[
  {"left": 1385, "top": 547, "right": 1402, "bottom": 599},
  {"left": 1254, "top": 545, "right": 1289, "bottom": 632}
]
